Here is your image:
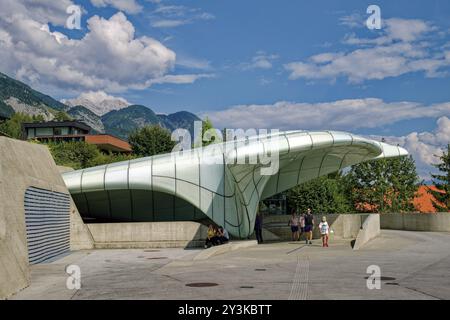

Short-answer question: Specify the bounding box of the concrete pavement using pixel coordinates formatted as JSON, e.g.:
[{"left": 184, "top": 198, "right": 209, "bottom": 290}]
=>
[{"left": 11, "top": 230, "right": 450, "bottom": 300}]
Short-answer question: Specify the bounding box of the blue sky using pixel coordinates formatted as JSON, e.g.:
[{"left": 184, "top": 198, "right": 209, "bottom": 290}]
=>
[
  {"left": 74, "top": 0, "right": 450, "bottom": 112},
  {"left": 0, "top": 0, "right": 450, "bottom": 179}
]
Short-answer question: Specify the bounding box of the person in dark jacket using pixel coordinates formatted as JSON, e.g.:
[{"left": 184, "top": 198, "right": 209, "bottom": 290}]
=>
[
  {"left": 304, "top": 208, "right": 314, "bottom": 245},
  {"left": 254, "top": 212, "right": 264, "bottom": 244}
]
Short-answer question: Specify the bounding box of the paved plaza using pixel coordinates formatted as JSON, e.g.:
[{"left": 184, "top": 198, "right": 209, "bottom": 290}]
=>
[{"left": 11, "top": 230, "right": 450, "bottom": 300}]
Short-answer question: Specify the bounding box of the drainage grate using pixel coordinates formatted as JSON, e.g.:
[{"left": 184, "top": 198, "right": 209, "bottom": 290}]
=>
[
  {"left": 147, "top": 257, "right": 168, "bottom": 260},
  {"left": 144, "top": 250, "right": 160, "bottom": 252},
  {"left": 386, "top": 282, "right": 399, "bottom": 285},
  {"left": 186, "top": 283, "right": 219, "bottom": 287},
  {"left": 255, "top": 268, "right": 266, "bottom": 271},
  {"left": 240, "top": 286, "right": 254, "bottom": 289}
]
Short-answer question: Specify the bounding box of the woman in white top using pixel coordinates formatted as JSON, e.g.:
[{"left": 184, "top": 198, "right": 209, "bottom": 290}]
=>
[
  {"left": 288, "top": 210, "right": 300, "bottom": 241},
  {"left": 318, "top": 216, "right": 330, "bottom": 247}
]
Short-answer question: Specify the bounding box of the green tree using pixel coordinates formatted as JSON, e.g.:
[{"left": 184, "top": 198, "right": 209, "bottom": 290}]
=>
[
  {"left": 89, "top": 151, "right": 137, "bottom": 167},
  {"left": 0, "top": 112, "right": 43, "bottom": 139},
  {"left": 47, "top": 141, "right": 137, "bottom": 170},
  {"left": 428, "top": 144, "right": 450, "bottom": 211},
  {"left": 287, "top": 173, "right": 353, "bottom": 214},
  {"left": 47, "top": 141, "right": 102, "bottom": 169},
  {"left": 194, "top": 117, "right": 222, "bottom": 148},
  {"left": 128, "top": 125, "right": 176, "bottom": 157},
  {"left": 53, "top": 111, "right": 72, "bottom": 121},
  {"left": 346, "top": 156, "right": 419, "bottom": 213}
]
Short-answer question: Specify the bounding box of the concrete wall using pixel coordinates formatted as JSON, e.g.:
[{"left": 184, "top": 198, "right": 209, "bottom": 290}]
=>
[
  {"left": 87, "top": 221, "right": 208, "bottom": 249},
  {"left": 263, "top": 214, "right": 368, "bottom": 240},
  {"left": 381, "top": 213, "right": 450, "bottom": 232},
  {"left": 353, "top": 214, "right": 380, "bottom": 250},
  {"left": 0, "top": 137, "right": 93, "bottom": 299},
  {"left": 57, "top": 165, "right": 94, "bottom": 250},
  {"left": 70, "top": 198, "right": 95, "bottom": 251}
]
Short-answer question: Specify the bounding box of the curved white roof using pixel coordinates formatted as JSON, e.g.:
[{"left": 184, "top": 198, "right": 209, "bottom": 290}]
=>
[{"left": 63, "top": 130, "right": 407, "bottom": 238}]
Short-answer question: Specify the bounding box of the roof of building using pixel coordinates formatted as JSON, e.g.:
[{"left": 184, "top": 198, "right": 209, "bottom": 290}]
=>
[
  {"left": 62, "top": 130, "right": 407, "bottom": 238},
  {"left": 85, "top": 134, "right": 132, "bottom": 153},
  {"left": 22, "top": 121, "right": 92, "bottom": 132}
]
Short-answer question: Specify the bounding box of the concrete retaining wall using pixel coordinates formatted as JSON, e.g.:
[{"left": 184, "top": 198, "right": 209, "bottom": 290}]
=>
[
  {"left": 264, "top": 214, "right": 368, "bottom": 240},
  {"left": 353, "top": 214, "right": 380, "bottom": 250},
  {"left": 381, "top": 213, "right": 450, "bottom": 232},
  {"left": 0, "top": 137, "right": 93, "bottom": 299},
  {"left": 87, "top": 221, "right": 208, "bottom": 249}
]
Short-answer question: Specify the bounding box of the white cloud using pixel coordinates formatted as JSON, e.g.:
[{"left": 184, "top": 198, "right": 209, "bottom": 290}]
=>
[
  {"left": 145, "top": 73, "right": 215, "bottom": 86},
  {"left": 203, "top": 98, "right": 450, "bottom": 131},
  {"left": 176, "top": 56, "right": 211, "bottom": 70},
  {"left": 386, "top": 18, "right": 433, "bottom": 42},
  {"left": 151, "top": 19, "right": 187, "bottom": 28},
  {"left": 0, "top": 0, "right": 76, "bottom": 26},
  {"left": 203, "top": 99, "right": 450, "bottom": 180},
  {"left": 339, "top": 13, "right": 364, "bottom": 28},
  {"left": 90, "top": 0, "right": 142, "bottom": 14},
  {"left": 150, "top": 4, "right": 214, "bottom": 28},
  {"left": 285, "top": 18, "right": 450, "bottom": 83},
  {"left": 0, "top": 3, "right": 211, "bottom": 93},
  {"left": 241, "top": 51, "right": 279, "bottom": 70},
  {"left": 0, "top": 11, "right": 175, "bottom": 91},
  {"left": 372, "top": 117, "right": 450, "bottom": 180}
]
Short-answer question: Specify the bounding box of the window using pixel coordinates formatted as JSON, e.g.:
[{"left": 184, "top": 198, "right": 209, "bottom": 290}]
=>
[
  {"left": 27, "top": 128, "right": 35, "bottom": 138},
  {"left": 61, "top": 127, "right": 69, "bottom": 135},
  {"left": 36, "top": 127, "right": 53, "bottom": 136}
]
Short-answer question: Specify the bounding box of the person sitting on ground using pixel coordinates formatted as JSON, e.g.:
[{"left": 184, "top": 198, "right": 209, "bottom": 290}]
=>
[
  {"left": 213, "top": 226, "right": 222, "bottom": 245},
  {"left": 319, "top": 216, "right": 330, "bottom": 247},
  {"left": 217, "top": 226, "right": 230, "bottom": 244},
  {"left": 288, "top": 209, "right": 299, "bottom": 241},
  {"left": 304, "top": 208, "right": 314, "bottom": 245},
  {"left": 205, "top": 224, "right": 217, "bottom": 248}
]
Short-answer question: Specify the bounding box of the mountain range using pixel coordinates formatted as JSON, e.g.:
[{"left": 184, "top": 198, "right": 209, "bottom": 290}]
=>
[
  {"left": 0, "top": 72, "right": 201, "bottom": 140},
  {"left": 62, "top": 93, "right": 130, "bottom": 116}
]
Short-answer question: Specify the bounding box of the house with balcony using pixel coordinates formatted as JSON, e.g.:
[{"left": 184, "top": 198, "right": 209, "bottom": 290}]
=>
[{"left": 22, "top": 121, "right": 132, "bottom": 153}]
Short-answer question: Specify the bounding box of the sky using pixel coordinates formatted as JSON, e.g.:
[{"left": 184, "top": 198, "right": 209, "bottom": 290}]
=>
[{"left": 0, "top": 0, "right": 450, "bottom": 180}]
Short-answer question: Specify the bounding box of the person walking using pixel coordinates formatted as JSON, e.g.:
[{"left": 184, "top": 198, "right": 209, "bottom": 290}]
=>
[
  {"left": 254, "top": 212, "right": 263, "bottom": 244},
  {"left": 319, "top": 216, "right": 330, "bottom": 247},
  {"left": 299, "top": 212, "right": 305, "bottom": 241},
  {"left": 304, "top": 208, "right": 314, "bottom": 245},
  {"left": 288, "top": 210, "right": 299, "bottom": 241}
]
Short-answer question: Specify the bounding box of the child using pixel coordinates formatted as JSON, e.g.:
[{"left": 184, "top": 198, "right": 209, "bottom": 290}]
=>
[{"left": 319, "top": 216, "right": 330, "bottom": 247}]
